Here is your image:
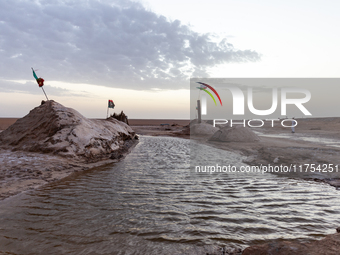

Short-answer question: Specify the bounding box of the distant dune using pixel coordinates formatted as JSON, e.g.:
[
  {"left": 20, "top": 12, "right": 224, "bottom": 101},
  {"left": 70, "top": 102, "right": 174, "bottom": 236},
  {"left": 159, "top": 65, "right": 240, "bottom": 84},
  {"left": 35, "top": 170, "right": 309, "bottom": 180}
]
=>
[{"left": 0, "top": 118, "right": 17, "bottom": 131}]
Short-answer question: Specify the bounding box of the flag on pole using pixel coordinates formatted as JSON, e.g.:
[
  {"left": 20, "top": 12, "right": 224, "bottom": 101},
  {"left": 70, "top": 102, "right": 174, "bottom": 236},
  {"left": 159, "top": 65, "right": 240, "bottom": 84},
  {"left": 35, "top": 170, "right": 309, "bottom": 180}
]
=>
[
  {"left": 37, "top": 78, "right": 44, "bottom": 87},
  {"left": 31, "top": 67, "right": 49, "bottom": 100},
  {"left": 32, "top": 69, "right": 38, "bottom": 80},
  {"left": 108, "top": 100, "right": 115, "bottom": 109},
  {"left": 32, "top": 68, "right": 44, "bottom": 87}
]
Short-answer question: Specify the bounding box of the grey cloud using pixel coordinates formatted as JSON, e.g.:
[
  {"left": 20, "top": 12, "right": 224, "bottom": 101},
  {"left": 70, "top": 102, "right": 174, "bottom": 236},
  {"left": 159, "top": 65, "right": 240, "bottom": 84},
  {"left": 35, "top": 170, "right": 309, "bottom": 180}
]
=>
[{"left": 0, "top": 0, "right": 260, "bottom": 90}]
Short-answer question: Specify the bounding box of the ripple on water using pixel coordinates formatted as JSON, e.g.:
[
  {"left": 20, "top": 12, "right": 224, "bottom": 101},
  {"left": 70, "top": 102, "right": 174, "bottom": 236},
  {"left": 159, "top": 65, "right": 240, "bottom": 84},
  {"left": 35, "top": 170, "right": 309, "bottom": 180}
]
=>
[{"left": 0, "top": 136, "right": 340, "bottom": 254}]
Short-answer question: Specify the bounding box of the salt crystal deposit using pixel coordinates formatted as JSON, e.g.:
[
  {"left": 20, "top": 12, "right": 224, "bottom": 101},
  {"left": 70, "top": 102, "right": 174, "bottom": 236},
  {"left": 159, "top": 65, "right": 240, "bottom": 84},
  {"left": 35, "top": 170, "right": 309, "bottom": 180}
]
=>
[
  {"left": 190, "top": 123, "right": 219, "bottom": 136},
  {"left": 0, "top": 100, "right": 136, "bottom": 160},
  {"left": 209, "top": 125, "right": 260, "bottom": 142}
]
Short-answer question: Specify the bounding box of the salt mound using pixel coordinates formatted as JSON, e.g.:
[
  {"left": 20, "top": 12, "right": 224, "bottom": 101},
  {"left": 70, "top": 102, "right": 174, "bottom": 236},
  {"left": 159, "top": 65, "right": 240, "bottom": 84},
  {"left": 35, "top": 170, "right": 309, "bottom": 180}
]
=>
[
  {"left": 191, "top": 123, "right": 219, "bottom": 136},
  {"left": 189, "top": 119, "right": 204, "bottom": 126},
  {"left": 0, "top": 100, "right": 136, "bottom": 160},
  {"left": 209, "top": 126, "right": 260, "bottom": 142}
]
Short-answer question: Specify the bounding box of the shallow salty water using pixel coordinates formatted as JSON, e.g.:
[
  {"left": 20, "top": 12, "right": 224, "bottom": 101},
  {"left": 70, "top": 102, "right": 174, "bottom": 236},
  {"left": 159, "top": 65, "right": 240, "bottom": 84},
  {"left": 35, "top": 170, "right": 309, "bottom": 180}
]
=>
[
  {"left": 1, "top": 136, "right": 340, "bottom": 254},
  {"left": 254, "top": 130, "right": 340, "bottom": 148}
]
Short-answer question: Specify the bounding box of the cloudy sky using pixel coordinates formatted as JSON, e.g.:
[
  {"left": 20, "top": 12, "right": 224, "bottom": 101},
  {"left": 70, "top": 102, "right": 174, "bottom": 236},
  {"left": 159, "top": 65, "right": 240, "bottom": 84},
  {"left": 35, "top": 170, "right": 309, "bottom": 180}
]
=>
[{"left": 1, "top": 0, "right": 339, "bottom": 118}]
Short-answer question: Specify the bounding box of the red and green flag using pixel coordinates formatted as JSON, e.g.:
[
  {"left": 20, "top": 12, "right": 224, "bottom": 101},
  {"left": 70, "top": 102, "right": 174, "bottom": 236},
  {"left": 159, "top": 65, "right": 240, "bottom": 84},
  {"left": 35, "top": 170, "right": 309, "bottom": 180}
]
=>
[
  {"left": 108, "top": 100, "right": 115, "bottom": 109},
  {"left": 31, "top": 68, "right": 44, "bottom": 87},
  {"left": 31, "top": 67, "right": 49, "bottom": 100}
]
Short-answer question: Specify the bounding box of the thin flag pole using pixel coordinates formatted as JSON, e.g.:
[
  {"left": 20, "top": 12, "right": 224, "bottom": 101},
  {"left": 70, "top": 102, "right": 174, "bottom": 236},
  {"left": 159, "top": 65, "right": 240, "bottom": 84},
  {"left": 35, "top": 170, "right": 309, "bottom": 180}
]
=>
[
  {"left": 107, "top": 100, "right": 115, "bottom": 118},
  {"left": 41, "top": 87, "right": 49, "bottom": 101},
  {"left": 32, "top": 67, "right": 49, "bottom": 101}
]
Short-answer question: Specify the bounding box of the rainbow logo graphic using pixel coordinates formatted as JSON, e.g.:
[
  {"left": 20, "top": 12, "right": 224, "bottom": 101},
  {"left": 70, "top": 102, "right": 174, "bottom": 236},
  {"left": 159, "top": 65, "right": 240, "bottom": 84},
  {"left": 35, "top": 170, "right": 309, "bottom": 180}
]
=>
[{"left": 196, "top": 82, "right": 223, "bottom": 106}]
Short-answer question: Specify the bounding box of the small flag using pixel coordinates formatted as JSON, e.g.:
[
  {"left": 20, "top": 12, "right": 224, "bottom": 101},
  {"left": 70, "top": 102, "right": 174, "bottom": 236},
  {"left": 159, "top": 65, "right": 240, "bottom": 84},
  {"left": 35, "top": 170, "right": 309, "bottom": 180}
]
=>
[
  {"left": 108, "top": 100, "right": 115, "bottom": 109},
  {"left": 32, "top": 69, "right": 38, "bottom": 80},
  {"left": 37, "top": 78, "right": 44, "bottom": 87},
  {"left": 32, "top": 68, "right": 44, "bottom": 87},
  {"left": 31, "top": 67, "right": 49, "bottom": 100}
]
